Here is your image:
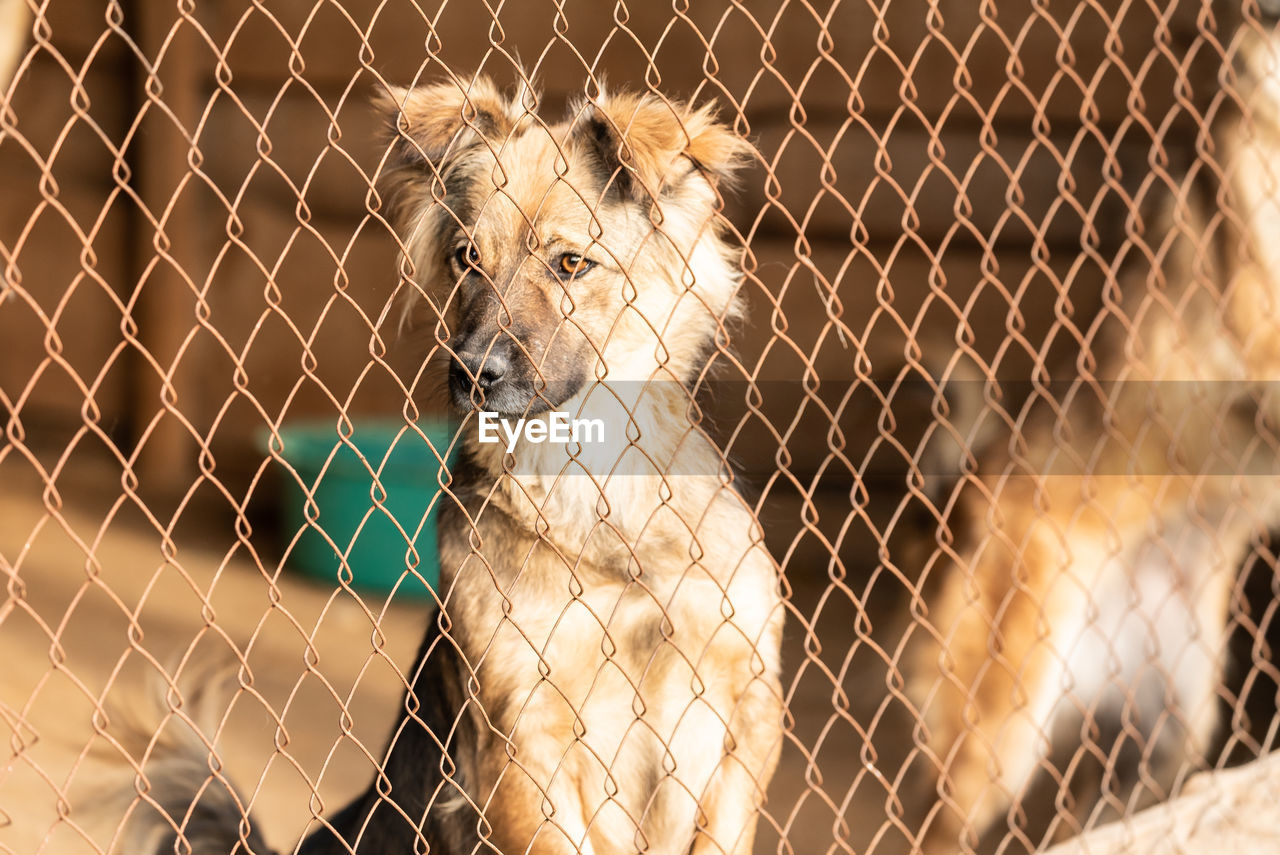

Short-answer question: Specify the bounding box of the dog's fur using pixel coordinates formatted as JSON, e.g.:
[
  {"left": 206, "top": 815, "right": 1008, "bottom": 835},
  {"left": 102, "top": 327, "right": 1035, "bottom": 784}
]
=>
[
  {"left": 906, "top": 22, "right": 1280, "bottom": 854},
  {"left": 0, "top": 0, "right": 26, "bottom": 96},
  {"left": 115, "top": 78, "right": 784, "bottom": 855}
]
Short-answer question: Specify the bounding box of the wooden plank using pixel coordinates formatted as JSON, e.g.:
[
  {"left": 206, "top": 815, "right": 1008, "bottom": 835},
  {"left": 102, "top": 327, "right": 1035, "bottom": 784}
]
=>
[
  {"left": 0, "top": 183, "right": 131, "bottom": 438},
  {"left": 201, "top": 85, "right": 387, "bottom": 227},
  {"left": 736, "top": 240, "right": 1107, "bottom": 380},
  {"left": 0, "top": 0, "right": 27, "bottom": 89},
  {"left": 0, "top": 50, "right": 130, "bottom": 181},
  {"left": 0, "top": 52, "right": 131, "bottom": 443},
  {"left": 126, "top": 0, "right": 212, "bottom": 495},
  {"left": 1045, "top": 754, "right": 1280, "bottom": 855},
  {"left": 186, "top": 201, "right": 423, "bottom": 494},
  {"left": 31, "top": 0, "right": 125, "bottom": 61},
  {"left": 733, "top": 116, "right": 1149, "bottom": 247}
]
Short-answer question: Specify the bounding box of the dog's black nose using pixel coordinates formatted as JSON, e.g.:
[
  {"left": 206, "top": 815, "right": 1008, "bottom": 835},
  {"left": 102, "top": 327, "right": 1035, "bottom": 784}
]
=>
[
  {"left": 456, "top": 349, "right": 508, "bottom": 393},
  {"left": 450, "top": 340, "right": 526, "bottom": 414}
]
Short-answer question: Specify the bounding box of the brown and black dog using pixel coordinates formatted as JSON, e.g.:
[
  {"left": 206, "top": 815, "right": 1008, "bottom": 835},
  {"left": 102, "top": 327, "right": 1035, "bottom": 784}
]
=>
[
  {"left": 117, "top": 77, "right": 785, "bottom": 855},
  {"left": 383, "top": 75, "right": 786, "bottom": 855}
]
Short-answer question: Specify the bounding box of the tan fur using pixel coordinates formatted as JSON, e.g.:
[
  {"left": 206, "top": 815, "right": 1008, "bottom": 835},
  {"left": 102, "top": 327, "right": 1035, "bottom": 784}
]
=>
[
  {"left": 379, "top": 76, "right": 783, "bottom": 854},
  {"left": 589, "top": 93, "right": 749, "bottom": 195},
  {"left": 378, "top": 76, "right": 523, "bottom": 158},
  {"left": 0, "top": 0, "right": 27, "bottom": 96},
  {"left": 908, "top": 29, "right": 1280, "bottom": 853}
]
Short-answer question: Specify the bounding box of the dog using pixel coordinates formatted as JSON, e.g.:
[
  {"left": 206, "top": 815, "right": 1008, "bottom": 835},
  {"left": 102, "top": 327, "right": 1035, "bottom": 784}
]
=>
[
  {"left": 904, "top": 18, "right": 1280, "bottom": 854},
  {"left": 115, "top": 76, "right": 785, "bottom": 855}
]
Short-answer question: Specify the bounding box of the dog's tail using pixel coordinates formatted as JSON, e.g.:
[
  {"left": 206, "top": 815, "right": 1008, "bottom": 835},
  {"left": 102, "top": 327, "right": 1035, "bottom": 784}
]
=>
[
  {"left": 103, "top": 663, "right": 277, "bottom": 855},
  {"left": 118, "top": 745, "right": 276, "bottom": 855},
  {"left": 107, "top": 611, "right": 477, "bottom": 855}
]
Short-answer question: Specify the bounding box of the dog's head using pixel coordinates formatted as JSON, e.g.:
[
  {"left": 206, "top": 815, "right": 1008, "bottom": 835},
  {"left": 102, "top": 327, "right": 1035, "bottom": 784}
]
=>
[{"left": 376, "top": 76, "right": 751, "bottom": 416}]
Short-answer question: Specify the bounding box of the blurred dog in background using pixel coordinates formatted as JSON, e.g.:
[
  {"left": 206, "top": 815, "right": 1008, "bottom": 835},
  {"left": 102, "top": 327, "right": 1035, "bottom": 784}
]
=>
[{"left": 906, "top": 16, "right": 1280, "bottom": 854}]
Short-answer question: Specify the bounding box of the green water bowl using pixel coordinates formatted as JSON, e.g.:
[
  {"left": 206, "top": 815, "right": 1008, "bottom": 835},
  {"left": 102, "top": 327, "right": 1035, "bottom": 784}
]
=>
[{"left": 269, "top": 420, "right": 455, "bottom": 598}]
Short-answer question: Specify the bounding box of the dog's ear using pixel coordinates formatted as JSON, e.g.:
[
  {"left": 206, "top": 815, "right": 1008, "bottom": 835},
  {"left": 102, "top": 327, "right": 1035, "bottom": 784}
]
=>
[
  {"left": 579, "top": 92, "right": 752, "bottom": 199},
  {"left": 375, "top": 76, "right": 519, "bottom": 169}
]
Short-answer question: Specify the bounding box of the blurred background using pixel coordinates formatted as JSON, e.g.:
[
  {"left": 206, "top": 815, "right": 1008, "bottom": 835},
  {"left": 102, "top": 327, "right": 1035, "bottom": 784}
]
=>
[{"left": 1, "top": 1, "right": 1276, "bottom": 853}]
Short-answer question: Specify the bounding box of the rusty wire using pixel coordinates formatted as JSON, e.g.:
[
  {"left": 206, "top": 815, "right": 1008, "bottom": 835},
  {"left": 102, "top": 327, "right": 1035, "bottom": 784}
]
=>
[{"left": 1, "top": 1, "right": 1279, "bottom": 854}]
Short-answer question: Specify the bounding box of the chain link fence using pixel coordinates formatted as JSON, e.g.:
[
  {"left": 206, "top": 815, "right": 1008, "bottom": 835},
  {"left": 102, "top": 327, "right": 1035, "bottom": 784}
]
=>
[{"left": 2, "top": 1, "right": 1279, "bottom": 853}]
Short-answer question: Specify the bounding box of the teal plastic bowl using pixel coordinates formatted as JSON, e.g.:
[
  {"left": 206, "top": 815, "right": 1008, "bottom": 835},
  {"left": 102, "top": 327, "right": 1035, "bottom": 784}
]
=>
[{"left": 269, "top": 420, "right": 455, "bottom": 598}]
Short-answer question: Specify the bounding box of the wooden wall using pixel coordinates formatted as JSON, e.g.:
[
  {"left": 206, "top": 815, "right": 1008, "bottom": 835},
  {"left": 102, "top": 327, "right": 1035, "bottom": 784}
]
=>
[{"left": 0, "top": 0, "right": 1228, "bottom": 507}]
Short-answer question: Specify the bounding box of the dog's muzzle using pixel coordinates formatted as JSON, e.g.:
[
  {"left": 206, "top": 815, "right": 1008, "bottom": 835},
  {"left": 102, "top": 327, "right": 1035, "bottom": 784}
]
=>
[{"left": 448, "top": 342, "right": 542, "bottom": 415}]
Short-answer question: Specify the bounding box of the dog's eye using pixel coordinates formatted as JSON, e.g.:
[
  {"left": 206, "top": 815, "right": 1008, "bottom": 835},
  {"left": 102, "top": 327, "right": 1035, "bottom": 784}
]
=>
[
  {"left": 558, "top": 253, "right": 595, "bottom": 277},
  {"left": 454, "top": 244, "right": 480, "bottom": 270}
]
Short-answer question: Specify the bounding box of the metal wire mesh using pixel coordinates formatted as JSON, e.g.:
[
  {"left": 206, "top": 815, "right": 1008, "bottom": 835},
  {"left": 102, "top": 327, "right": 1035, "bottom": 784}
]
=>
[{"left": 2, "top": 1, "right": 1279, "bottom": 853}]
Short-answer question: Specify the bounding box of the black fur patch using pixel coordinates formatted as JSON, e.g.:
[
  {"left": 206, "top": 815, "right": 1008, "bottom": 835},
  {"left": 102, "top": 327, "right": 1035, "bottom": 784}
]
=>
[
  {"left": 579, "top": 115, "right": 635, "bottom": 200},
  {"left": 298, "top": 611, "right": 480, "bottom": 854},
  {"left": 438, "top": 168, "right": 480, "bottom": 232}
]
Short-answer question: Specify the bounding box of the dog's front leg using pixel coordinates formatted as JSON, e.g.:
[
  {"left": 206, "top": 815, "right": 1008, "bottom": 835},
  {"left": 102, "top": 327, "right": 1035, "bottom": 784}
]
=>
[
  {"left": 485, "top": 784, "right": 597, "bottom": 855},
  {"left": 685, "top": 675, "right": 784, "bottom": 855},
  {"left": 476, "top": 728, "right": 600, "bottom": 855}
]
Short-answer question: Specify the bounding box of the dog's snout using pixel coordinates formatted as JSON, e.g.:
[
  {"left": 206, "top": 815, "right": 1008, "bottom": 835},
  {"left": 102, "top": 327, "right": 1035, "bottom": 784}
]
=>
[
  {"left": 449, "top": 341, "right": 520, "bottom": 413},
  {"left": 459, "top": 349, "right": 509, "bottom": 392}
]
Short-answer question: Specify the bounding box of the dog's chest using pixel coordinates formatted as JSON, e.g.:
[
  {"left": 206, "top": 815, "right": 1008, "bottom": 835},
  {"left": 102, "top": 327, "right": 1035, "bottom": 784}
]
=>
[
  {"left": 438, "top": 483, "right": 764, "bottom": 706},
  {"left": 468, "top": 550, "right": 710, "bottom": 721}
]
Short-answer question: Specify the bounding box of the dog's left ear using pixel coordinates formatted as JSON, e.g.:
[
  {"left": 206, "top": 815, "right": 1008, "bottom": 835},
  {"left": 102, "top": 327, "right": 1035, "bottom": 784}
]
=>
[{"left": 580, "top": 92, "right": 752, "bottom": 199}]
